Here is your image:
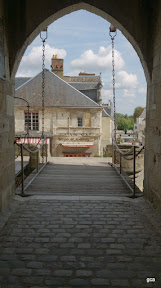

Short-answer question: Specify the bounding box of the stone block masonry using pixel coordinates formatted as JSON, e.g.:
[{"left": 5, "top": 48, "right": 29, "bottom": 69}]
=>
[{"left": 0, "top": 197, "right": 161, "bottom": 287}]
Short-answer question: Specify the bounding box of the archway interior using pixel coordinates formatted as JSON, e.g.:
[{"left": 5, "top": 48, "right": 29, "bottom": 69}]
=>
[{"left": 16, "top": 9, "right": 146, "bottom": 117}]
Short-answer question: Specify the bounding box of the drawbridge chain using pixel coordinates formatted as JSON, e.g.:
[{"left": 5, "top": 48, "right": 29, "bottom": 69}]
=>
[
  {"left": 109, "top": 24, "right": 117, "bottom": 143},
  {"left": 40, "top": 28, "right": 48, "bottom": 162}
]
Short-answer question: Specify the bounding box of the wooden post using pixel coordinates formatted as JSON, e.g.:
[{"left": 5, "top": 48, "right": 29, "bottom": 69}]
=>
[
  {"left": 21, "top": 144, "right": 24, "bottom": 195},
  {"left": 133, "top": 146, "right": 136, "bottom": 198}
]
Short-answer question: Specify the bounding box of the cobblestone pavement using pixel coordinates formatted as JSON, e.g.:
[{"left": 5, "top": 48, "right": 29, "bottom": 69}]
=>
[{"left": 0, "top": 197, "right": 161, "bottom": 288}]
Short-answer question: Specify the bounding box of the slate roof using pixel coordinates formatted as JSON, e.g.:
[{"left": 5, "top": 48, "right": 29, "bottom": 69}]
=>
[
  {"left": 15, "top": 70, "right": 101, "bottom": 108},
  {"left": 102, "top": 105, "right": 113, "bottom": 117},
  {"left": 102, "top": 109, "right": 110, "bottom": 117},
  {"left": 15, "top": 77, "right": 31, "bottom": 89},
  {"left": 69, "top": 82, "right": 98, "bottom": 90}
]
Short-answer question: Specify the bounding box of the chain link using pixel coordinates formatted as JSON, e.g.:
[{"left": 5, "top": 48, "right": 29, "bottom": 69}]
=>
[
  {"left": 40, "top": 29, "right": 48, "bottom": 163},
  {"left": 109, "top": 26, "right": 117, "bottom": 164},
  {"left": 111, "top": 36, "right": 116, "bottom": 143}
]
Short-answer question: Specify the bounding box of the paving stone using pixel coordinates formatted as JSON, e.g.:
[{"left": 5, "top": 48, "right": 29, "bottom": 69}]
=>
[
  {"left": 9, "top": 261, "right": 25, "bottom": 268},
  {"left": 71, "top": 249, "right": 85, "bottom": 255},
  {"left": 86, "top": 262, "right": 104, "bottom": 269},
  {"left": 80, "top": 256, "right": 94, "bottom": 262},
  {"left": 111, "top": 279, "right": 130, "bottom": 286},
  {"left": 45, "top": 277, "right": 65, "bottom": 286},
  {"left": 22, "top": 277, "right": 44, "bottom": 285},
  {"left": 0, "top": 268, "right": 10, "bottom": 275},
  {"left": 61, "top": 256, "right": 76, "bottom": 262},
  {"left": 33, "top": 269, "right": 51, "bottom": 275},
  {"left": 78, "top": 243, "right": 91, "bottom": 249},
  {"left": 101, "top": 238, "right": 115, "bottom": 243},
  {"left": 1, "top": 164, "right": 161, "bottom": 288},
  {"left": 11, "top": 268, "right": 32, "bottom": 276},
  {"left": 87, "top": 249, "right": 104, "bottom": 256},
  {"left": 96, "top": 269, "right": 115, "bottom": 278},
  {"left": 26, "top": 262, "right": 43, "bottom": 269},
  {"left": 37, "top": 255, "right": 58, "bottom": 262},
  {"left": 53, "top": 270, "right": 73, "bottom": 276},
  {"left": 110, "top": 243, "right": 125, "bottom": 249},
  {"left": 69, "top": 278, "right": 89, "bottom": 286},
  {"left": 35, "top": 248, "right": 49, "bottom": 254},
  {"left": 0, "top": 261, "right": 9, "bottom": 268},
  {"left": 69, "top": 238, "right": 83, "bottom": 243},
  {"left": 106, "top": 249, "right": 122, "bottom": 255},
  {"left": 91, "top": 278, "right": 110, "bottom": 285},
  {"left": 76, "top": 270, "right": 93, "bottom": 276}
]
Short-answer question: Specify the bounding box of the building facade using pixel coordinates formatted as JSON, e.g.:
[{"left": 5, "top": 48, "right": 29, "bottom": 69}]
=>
[
  {"left": 134, "top": 108, "right": 146, "bottom": 144},
  {"left": 15, "top": 70, "right": 102, "bottom": 157}
]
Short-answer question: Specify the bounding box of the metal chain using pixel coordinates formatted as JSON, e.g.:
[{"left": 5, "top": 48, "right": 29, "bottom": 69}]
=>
[
  {"left": 40, "top": 29, "right": 48, "bottom": 163},
  {"left": 110, "top": 31, "right": 117, "bottom": 142},
  {"left": 109, "top": 25, "right": 117, "bottom": 163},
  {"left": 42, "top": 40, "right": 45, "bottom": 139}
]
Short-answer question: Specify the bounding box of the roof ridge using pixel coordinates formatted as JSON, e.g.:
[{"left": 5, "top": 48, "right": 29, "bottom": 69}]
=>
[{"left": 48, "top": 70, "right": 100, "bottom": 107}]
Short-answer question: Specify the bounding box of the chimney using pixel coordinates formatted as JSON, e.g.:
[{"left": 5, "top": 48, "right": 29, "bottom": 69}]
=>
[{"left": 51, "top": 55, "right": 64, "bottom": 78}]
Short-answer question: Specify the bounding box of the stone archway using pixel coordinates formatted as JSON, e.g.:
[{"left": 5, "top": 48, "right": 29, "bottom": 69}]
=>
[
  {"left": 1, "top": 0, "right": 161, "bottom": 212},
  {"left": 10, "top": 2, "right": 150, "bottom": 83}
]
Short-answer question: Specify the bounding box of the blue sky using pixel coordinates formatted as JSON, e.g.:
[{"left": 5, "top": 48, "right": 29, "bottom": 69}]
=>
[{"left": 16, "top": 10, "right": 147, "bottom": 115}]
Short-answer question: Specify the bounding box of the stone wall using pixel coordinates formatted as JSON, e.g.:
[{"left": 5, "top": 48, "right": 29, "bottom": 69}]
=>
[
  {"left": 101, "top": 117, "right": 112, "bottom": 156},
  {"left": 0, "top": 2, "right": 15, "bottom": 211},
  {"left": 15, "top": 107, "right": 102, "bottom": 157},
  {"left": 1, "top": 0, "right": 161, "bottom": 212},
  {"left": 144, "top": 1, "right": 161, "bottom": 213}
]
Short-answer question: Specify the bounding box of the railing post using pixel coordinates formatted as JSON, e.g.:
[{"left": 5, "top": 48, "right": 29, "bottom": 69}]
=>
[
  {"left": 120, "top": 153, "right": 122, "bottom": 174},
  {"left": 46, "top": 142, "right": 47, "bottom": 163},
  {"left": 21, "top": 144, "right": 24, "bottom": 195},
  {"left": 37, "top": 151, "right": 39, "bottom": 173},
  {"left": 133, "top": 145, "right": 136, "bottom": 198}
]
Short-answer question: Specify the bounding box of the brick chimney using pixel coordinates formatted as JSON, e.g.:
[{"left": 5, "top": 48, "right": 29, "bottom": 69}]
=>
[{"left": 51, "top": 55, "right": 64, "bottom": 77}]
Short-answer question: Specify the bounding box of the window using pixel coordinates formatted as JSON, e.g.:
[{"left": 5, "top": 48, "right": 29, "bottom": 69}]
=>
[
  {"left": 78, "top": 117, "right": 83, "bottom": 127},
  {"left": 25, "top": 112, "right": 39, "bottom": 131}
]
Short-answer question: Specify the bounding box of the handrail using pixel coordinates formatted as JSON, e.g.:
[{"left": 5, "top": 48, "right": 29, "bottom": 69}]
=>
[
  {"left": 114, "top": 140, "right": 144, "bottom": 160},
  {"left": 112, "top": 141, "right": 145, "bottom": 198},
  {"left": 114, "top": 140, "right": 134, "bottom": 156},
  {"left": 15, "top": 135, "right": 48, "bottom": 196}
]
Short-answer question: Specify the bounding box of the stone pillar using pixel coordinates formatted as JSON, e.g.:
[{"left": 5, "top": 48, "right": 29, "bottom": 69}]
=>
[
  {"left": 29, "top": 152, "right": 40, "bottom": 170},
  {"left": 0, "top": 3, "right": 15, "bottom": 211},
  {"left": 144, "top": 6, "right": 161, "bottom": 213}
]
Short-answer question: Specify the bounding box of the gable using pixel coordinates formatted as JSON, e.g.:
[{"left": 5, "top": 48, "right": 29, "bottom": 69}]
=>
[{"left": 15, "top": 70, "right": 100, "bottom": 108}]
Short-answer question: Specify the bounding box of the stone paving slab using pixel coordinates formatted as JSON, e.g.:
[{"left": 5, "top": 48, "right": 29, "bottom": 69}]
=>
[{"left": 0, "top": 197, "right": 161, "bottom": 287}]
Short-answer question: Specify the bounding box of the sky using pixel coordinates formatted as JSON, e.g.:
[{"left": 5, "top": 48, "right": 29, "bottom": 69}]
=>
[{"left": 16, "top": 10, "right": 147, "bottom": 115}]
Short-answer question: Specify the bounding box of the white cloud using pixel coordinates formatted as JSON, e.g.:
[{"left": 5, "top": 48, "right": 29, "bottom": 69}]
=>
[
  {"left": 70, "top": 46, "right": 125, "bottom": 73},
  {"left": 116, "top": 71, "right": 138, "bottom": 89},
  {"left": 16, "top": 44, "right": 67, "bottom": 77},
  {"left": 138, "top": 87, "right": 147, "bottom": 94},
  {"left": 102, "top": 89, "right": 112, "bottom": 103},
  {"left": 121, "top": 89, "right": 136, "bottom": 99}
]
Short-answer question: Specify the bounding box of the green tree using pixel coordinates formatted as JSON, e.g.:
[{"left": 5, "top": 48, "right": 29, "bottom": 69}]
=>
[
  {"left": 117, "top": 116, "right": 134, "bottom": 133},
  {"left": 116, "top": 113, "right": 134, "bottom": 133},
  {"left": 133, "top": 106, "right": 144, "bottom": 122}
]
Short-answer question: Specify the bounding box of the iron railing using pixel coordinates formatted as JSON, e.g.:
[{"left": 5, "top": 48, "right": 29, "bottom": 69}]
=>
[
  {"left": 112, "top": 141, "right": 145, "bottom": 198},
  {"left": 15, "top": 136, "right": 48, "bottom": 196}
]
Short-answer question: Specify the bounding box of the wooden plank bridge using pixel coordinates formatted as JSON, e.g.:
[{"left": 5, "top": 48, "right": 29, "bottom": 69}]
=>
[{"left": 23, "top": 158, "right": 136, "bottom": 197}]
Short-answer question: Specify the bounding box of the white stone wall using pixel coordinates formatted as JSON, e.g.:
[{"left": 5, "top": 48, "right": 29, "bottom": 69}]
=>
[{"left": 14, "top": 107, "right": 102, "bottom": 157}]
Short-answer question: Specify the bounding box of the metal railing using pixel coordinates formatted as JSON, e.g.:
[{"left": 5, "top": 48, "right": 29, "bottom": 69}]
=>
[
  {"left": 15, "top": 136, "right": 48, "bottom": 196},
  {"left": 112, "top": 141, "right": 145, "bottom": 198}
]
